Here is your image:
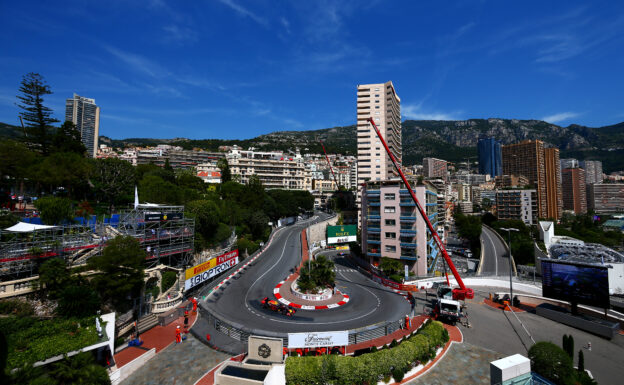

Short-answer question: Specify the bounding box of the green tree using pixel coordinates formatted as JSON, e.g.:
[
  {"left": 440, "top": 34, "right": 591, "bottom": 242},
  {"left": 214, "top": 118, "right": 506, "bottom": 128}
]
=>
[
  {"left": 248, "top": 211, "right": 269, "bottom": 240},
  {"left": 577, "top": 349, "right": 584, "bottom": 372},
  {"left": 92, "top": 158, "right": 135, "bottom": 211},
  {"left": 310, "top": 255, "right": 335, "bottom": 287},
  {"left": 16, "top": 73, "right": 59, "bottom": 155},
  {"left": 217, "top": 157, "right": 231, "bottom": 183},
  {"left": 528, "top": 341, "right": 575, "bottom": 385},
  {"left": 34, "top": 196, "right": 74, "bottom": 225},
  {"left": 139, "top": 175, "right": 179, "bottom": 204},
  {"left": 38, "top": 258, "right": 71, "bottom": 299},
  {"left": 0, "top": 140, "right": 38, "bottom": 182},
  {"left": 31, "top": 152, "right": 93, "bottom": 197},
  {"left": 50, "top": 121, "right": 86, "bottom": 155},
  {"left": 51, "top": 352, "right": 110, "bottom": 385},
  {"left": 57, "top": 284, "right": 100, "bottom": 318},
  {"left": 380, "top": 257, "right": 403, "bottom": 276},
  {"left": 185, "top": 199, "right": 221, "bottom": 247},
  {"left": 87, "top": 236, "right": 145, "bottom": 311}
]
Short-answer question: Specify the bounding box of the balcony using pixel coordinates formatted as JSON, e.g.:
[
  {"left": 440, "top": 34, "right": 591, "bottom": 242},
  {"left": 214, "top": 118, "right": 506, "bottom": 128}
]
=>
[
  {"left": 366, "top": 190, "right": 380, "bottom": 195},
  {"left": 400, "top": 256, "right": 418, "bottom": 261},
  {"left": 400, "top": 216, "right": 416, "bottom": 222},
  {"left": 399, "top": 200, "right": 416, "bottom": 206},
  {"left": 400, "top": 242, "right": 417, "bottom": 249},
  {"left": 368, "top": 215, "right": 381, "bottom": 220},
  {"left": 367, "top": 227, "right": 380, "bottom": 233},
  {"left": 367, "top": 239, "right": 381, "bottom": 245},
  {"left": 367, "top": 252, "right": 381, "bottom": 257},
  {"left": 369, "top": 202, "right": 381, "bottom": 207},
  {"left": 400, "top": 229, "right": 417, "bottom": 235}
]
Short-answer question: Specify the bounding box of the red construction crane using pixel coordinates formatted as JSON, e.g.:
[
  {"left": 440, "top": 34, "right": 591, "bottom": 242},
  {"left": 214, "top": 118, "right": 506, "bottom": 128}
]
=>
[
  {"left": 367, "top": 117, "right": 474, "bottom": 301},
  {"left": 319, "top": 139, "right": 340, "bottom": 189}
]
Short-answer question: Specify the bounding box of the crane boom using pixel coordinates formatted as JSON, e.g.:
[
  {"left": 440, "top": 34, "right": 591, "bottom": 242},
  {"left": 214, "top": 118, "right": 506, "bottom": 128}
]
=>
[
  {"left": 320, "top": 140, "right": 340, "bottom": 189},
  {"left": 367, "top": 117, "right": 474, "bottom": 300}
]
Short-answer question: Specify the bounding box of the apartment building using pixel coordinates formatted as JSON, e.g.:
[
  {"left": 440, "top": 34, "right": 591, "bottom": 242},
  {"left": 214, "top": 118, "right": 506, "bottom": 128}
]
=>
[
  {"left": 495, "top": 190, "right": 538, "bottom": 225},
  {"left": 587, "top": 184, "right": 624, "bottom": 213},
  {"left": 580, "top": 160, "right": 604, "bottom": 184},
  {"left": 360, "top": 180, "right": 439, "bottom": 276},
  {"left": 423, "top": 157, "right": 448, "bottom": 179},
  {"left": 562, "top": 168, "right": 587, "bottom": 214},
  {"left": 226, "top": 146, "right": 305, "bottom": 190},
  {"left": 65, "top": 94, "right": 100, "bottom": 158},
  {"left": 502, "top": 140, "right": 563, "bottom": 219}
]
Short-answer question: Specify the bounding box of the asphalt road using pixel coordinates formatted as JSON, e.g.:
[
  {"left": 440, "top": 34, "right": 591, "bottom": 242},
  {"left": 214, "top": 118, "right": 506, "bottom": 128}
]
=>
[
  {"left": 198, "top": 213, "right": 410, "bottom": 337},
  {"left": 411, "top": 287, "right": 623, "bottom": 385},
  {"left": 479, "top": 226, "right": 511, "bottom": 276}
]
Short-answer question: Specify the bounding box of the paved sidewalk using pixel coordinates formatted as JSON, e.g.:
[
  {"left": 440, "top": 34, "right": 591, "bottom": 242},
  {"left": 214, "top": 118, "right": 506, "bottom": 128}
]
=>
[
  {"left": 120, "top": 333, "right": 231, "bottom": 385},
  {"left": 114, "top": 305, "right": 197, "bottom": 368},
  {"left": 405, "top": 342, "right": 501, "bottom": 384}
]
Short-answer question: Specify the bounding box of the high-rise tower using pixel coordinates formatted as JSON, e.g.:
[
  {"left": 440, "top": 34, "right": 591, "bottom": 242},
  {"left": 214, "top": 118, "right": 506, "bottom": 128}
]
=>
[
  {"left": 65, "top": 94, "right": 100, "bottom": 158},
  {"left": 356, "top": 82, "right": 401, "bottom": 225},
  {"left": 478, "top": 138, "right": 502, "bottom": 178}
]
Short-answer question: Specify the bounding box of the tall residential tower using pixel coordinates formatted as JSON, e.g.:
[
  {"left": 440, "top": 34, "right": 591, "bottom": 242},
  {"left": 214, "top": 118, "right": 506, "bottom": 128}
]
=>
[
  {"left": 356, "top": 82, "right": 401, "bottom": 223},
  {"left": 65, "top": 94, "right": 100, "bottom": 158}
]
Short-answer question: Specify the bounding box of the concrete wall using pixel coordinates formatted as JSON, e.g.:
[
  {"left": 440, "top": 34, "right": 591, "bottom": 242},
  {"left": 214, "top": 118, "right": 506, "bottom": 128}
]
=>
[
  {"left": 110, "top": 348, "right": 156, "bottom": 385},
  {"left": 307, "top": 215, "right": 338, "bottom": 244}
]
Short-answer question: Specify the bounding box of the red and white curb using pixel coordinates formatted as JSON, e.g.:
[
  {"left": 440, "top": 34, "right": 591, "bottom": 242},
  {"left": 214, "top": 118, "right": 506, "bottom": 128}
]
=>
[{"left": 273, "top": 280, "right": 350, "bottom": 310}]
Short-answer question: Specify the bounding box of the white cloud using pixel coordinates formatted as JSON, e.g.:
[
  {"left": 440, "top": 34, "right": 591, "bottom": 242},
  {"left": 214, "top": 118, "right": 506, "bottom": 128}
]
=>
[
  {"left": 163, "top": 25, "right": 198, "bottom": 44},
  {"left": 280, "top": 17, "right": 291, "bottom": 34},
  {"left": 217, "top": 0, "right": 268, "bottom": 27},
  {"left": 402, "top": 103, "right": 460, "bottom": 121},
  {"left": 104, "top": 45, "right": 169, "bottom": 79},
  {"left": 541, "top": 112, "right": 580, "bottom": 123}
]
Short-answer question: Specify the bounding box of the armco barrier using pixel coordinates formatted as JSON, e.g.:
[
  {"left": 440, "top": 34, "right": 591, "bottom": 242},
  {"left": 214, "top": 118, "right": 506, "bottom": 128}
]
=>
[{"left": 198, "top": 304, "right": 406, "bottom": 349}]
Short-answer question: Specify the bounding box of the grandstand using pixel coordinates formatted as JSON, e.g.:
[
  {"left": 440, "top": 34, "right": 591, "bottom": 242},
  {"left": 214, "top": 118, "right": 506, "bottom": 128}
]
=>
[{"left": 0, "top": 205, "right": 194, "bottom": 280}]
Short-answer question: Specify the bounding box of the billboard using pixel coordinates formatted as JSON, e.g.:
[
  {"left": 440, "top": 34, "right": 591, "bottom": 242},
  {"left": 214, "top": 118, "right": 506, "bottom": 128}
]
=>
[
  {"left": 288, "top": 331, "right": 348, "bottom": 348},
  {"left": 184, "top": 250, "right": 239, "bottom": 291},
  {"left": 327, "top": 225, "right": 357, "bottom": 244},
  {"left": 541, "top": 259, "right": 610, "bottom": 309}
]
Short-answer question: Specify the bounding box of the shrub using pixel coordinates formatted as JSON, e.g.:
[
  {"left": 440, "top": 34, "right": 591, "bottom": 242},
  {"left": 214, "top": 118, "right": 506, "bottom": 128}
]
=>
[
  {"left": 528, "top": 341, "right": 575, "bottom": 385},
  {"left": 285, "top": 320, "right": 449, "bottom": 384},
  {"left": 0, "top": 300, "right": 34, "bottom": 317},
  {"left": 161, "top": 270, "right": 177, "bottom": 293},
  {"left": 392, "top": 368, "right": 405, "bottom": 382}
]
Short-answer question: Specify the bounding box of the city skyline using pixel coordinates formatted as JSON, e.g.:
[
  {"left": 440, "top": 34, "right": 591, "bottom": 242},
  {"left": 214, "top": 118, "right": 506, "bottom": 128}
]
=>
[{"left": 1, "top": 1, "right": 624, "bottom": 140}]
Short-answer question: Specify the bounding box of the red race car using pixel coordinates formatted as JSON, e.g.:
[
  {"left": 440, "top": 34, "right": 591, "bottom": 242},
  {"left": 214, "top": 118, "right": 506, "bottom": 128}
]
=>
[{"left": 261, "top": 297, "right": 296, "bottom": 316}]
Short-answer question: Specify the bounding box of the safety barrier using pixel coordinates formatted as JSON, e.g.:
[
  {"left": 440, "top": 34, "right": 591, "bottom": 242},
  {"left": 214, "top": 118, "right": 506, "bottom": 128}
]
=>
[{"left": 199, "top": 305, "right": 406, "bottom": 348}]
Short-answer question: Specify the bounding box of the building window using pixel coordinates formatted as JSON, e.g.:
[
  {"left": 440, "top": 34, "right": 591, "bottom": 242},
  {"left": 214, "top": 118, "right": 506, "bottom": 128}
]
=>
[
  {"left": 385, "top": 232, "right": 396, "bottom": 239},
  {"left": 384, "top": 206, "right": 396, "bottom": 213},
  {"left": 385, "top": 245, "right": 396, "bottom": 252},
  {"left": 385, "top": 219, "right": 396, "bottom": 226},
  {"left": 384, "top": 193, "right": 395, "bottom": 200}
]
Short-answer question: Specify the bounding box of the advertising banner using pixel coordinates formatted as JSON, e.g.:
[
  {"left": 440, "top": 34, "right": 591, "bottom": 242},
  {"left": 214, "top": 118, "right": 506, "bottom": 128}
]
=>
[
  {"left": 144, "top": 213, "right": 163, "bottom": 222},
  {"left": 184, "top": 250, "right": 239, "bottom": 291},
  {"left": 327, "top": 225, "right": 357, "bottom": 244},
  {"left": 287, "top": 331, "right": 349, "bottom": 348}
]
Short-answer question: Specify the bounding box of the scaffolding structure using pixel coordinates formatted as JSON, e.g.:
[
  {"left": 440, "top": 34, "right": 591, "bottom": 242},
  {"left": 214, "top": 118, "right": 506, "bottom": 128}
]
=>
[{"left": 0, "top": 205, "right": 194, "bottom": 280}]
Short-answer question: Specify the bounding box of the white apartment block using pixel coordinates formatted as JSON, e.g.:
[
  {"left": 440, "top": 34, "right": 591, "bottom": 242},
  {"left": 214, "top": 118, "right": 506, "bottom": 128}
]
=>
[
  {"left": 356, "top": 81, "right": 401, "bottom": 184},
  {"left": 227, "top": 146, "right": 305, "bottom": 190}
]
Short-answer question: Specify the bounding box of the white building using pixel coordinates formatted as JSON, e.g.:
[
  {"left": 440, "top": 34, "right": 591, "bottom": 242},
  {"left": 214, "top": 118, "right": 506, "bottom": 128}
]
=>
[{"left": 227, "top": 146, "right": 305, "bottom": 190}]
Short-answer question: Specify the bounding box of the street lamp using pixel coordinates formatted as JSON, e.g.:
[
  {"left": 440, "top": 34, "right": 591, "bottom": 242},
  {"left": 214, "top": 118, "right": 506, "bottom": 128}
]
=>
[{"left": 500, "top": 227, "right": 519, "bottom": 307}]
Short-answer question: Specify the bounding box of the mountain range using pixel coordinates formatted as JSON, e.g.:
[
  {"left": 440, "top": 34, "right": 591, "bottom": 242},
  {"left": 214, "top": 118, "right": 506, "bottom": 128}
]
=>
[{"left": 2, "top": 119, "right": 623, "bottom": 173}]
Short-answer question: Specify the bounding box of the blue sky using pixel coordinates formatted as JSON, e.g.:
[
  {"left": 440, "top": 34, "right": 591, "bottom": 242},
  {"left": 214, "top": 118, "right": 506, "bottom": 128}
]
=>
[{"left": 1, "top": 1, "right": 623, "bottom": 140}]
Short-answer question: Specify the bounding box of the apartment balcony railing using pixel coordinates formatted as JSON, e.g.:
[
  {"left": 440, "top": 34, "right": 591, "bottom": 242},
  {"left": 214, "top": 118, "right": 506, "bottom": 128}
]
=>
[
  {"left": 399, "top": 201, "right": 416, "bottom": 206},
  {"left": 400, "top": 242, "right": 417, "bottom": 249},
  {"left": 367, "top": 239, "right": 381, "bottom": 245},
  {"left": 367, "top": 227, "right": 380, "bottom": 233},
  {"left": 400, "top": 229, "right": 417, "bottom": 235},
  {"left": 400, "top": 216, "right": 416, "bottom": 222}
]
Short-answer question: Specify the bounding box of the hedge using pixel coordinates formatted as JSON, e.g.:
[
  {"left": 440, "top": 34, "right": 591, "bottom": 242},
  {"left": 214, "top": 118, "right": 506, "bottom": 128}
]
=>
[
  {"left": 1, "top": 315, "right": 102, "bottom": 369},
  {"left": 285, "top": 320, "right": 449, "bottom": 385}
]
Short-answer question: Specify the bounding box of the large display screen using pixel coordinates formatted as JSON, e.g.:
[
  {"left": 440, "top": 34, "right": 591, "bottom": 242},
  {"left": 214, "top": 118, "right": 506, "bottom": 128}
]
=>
[{"left": 541, "top": 260, "right": 610, "bottom": 309}]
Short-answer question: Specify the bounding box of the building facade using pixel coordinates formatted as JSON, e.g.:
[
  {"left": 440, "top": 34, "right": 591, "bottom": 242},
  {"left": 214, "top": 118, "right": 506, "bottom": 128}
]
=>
[
  {"left": 361, "top": 180, "right": 439, "bottom": 276},
  {"left": 561, "top": 168, "right": 587, "bottom": 214},
  {"left": 226, "top": 147, "right": 305, "bottom": 190},
  {"left": 478, "top": 138, "right": 503, "bottom": 178},
  {"left": 356, "top": 81, "right": 401, "bottom": 184},
  {"left": 560, "top": 158, "right": 579, "bottom": 170},
  {"left": 544, "top": 148, "right": 563, "bottom": 220},
  {"left": 580, "top": 160, "right": 603, "bottom": 185},
  {"left": 495, "top": 190, "right": 538, "bottom": 225},
  {"left": 423, "top": 157, "right": 448, "bottom": 179},
  {"left": 65, "top": 94, "right": 100, "bottom": 158},
  {"left": 587, "top": 184, "right": 624, "bottom": 213}
]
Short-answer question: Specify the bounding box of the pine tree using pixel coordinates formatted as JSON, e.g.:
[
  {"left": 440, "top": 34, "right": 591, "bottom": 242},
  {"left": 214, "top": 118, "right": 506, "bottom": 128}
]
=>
[
  {"left": 578, "top": 349, "right": 584, "bottom": 372},
  {"left": 16, "top": 72, "right": 59, "bottom": 154}
]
